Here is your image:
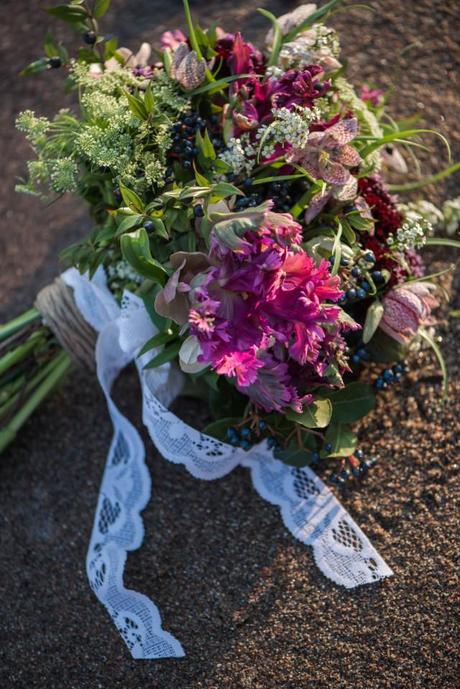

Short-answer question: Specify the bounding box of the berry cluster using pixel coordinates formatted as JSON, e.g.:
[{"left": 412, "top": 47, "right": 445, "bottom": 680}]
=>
[
  {"left": 168, "top": 113, "right": 223, "bottom": 170},
  {"left": 374, "top": 362, "right": 408, "bottom": 390},
  {"left": 329, "top": 449, "right": 377, "bottom": 487},
  {"left": 232, "top": 178, "right": 294, "bottom": 212},
  {"left": 226, "top": 420, "right": 271, "bottom": 451},
  {"left": 337, "top": 251, "right": 385, "bottom": 305}
]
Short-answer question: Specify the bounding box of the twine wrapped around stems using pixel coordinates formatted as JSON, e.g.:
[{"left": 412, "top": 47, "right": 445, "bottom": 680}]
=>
[{"left": 35, "top": 277, "right": 96, "bottom": 371}]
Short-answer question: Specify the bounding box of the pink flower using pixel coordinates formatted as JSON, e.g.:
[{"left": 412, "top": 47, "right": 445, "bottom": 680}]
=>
[
  {"left": 360, "top": 85, "right": 384, "bottom": 107},
  {"left": 157, "top": 204, "right": 357, "bottom": 413},
  {"left": 379, "top": 282, "right": 438, "bottom": 344},
  {"left": 289, "top": 117, "right": 361, "bottom": 186},
  {"left": 160, "top": 29, "right": 187, "bottom": 51}
]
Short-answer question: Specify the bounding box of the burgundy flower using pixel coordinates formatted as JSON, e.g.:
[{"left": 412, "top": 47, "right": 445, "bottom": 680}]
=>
[{"left": 271, "top": 66, "right": 329, "bottom": 110}]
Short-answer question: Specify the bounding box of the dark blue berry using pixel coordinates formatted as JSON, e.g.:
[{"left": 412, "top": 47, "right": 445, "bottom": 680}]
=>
[
  {"left": 352, "top": 354, "right": 361, "bottom": 364},
  {"left": 183, "top": 160, "right": 192, "bottom": 169},
  {"left": 355, "top": 449, "right": 364, "bottom": 459},
  {"left": 346, "top": 288, "right": 357, "bottom": 300},
  {"left": 356, "top": 347, "right": 370, "bottom": 360},
  {"left": 360, "top": 280, "right": 371, "bottom": 292},
  {"left": 393, "top": 363, "right": 404, "bottom": 374},
  {"left": 240, "top": 427, "right": 251, "bottom": 440},
  {"left": 83, "top": 31, "right": 97, "bottom": 45},
  {"left": 193, "top": 205, "right": 204, "bottom": 218},
  {"left": 340, "top": 257, "right": 349, "bottom": 266},
  {"left": 258, "top": 420, "right": 267, "bottom": 431},
  {"left": 351, "top": 266, "right": 361, "bottom": 278},
  {"left": 243, "top": 178, "right": 253, "bottom": 189},
  {"left": 329, "top": 474, "right": 339, "bottom": 485},
  {"left": 324, "top": 443, "right": 333, "bottom": 453},
  {"left": 48, "top": 56, "right": 62, "bottom": 68},
  {"left": 267, "top": 436, "right": 276, "bottom": 449},
  {"left": 240, "top": 439, "right": 251, "bottom": 451},
  {"left": 383, "top": 369, "right": 394, "bottom": 382},
  {"left": 144, "top": 220, "right": 155, "bottom": 232},
  {"left": 338, "top": 295, "right": 347, "bottom": 304},
  {"left": 356, "top": 288, "right": 366, "bottom": 299},
  {"left": 340, "top": 469, "right": 350, "bottom": 481},
  {"left": 352, "top": 466, "right": 361, "bottom": 478},
  {"left": 311, "top": 451, "right": 320, "bottom": 463},
  {"left": 363, "top": 252, "right": 375, "bottom": 263}
]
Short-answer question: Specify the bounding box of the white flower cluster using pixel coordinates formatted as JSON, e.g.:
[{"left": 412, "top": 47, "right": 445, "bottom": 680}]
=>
[
  {"left": 16, "top": 110, "right": 50, "bottom": 142},
  {"left": 442, "top": 197, "right": 460, "bottom": 236},
  {"left": 257, "top": 105, "right": 321, "bottom": 160},
  {"left": 398, "top": 200, "right": 443, "bottom": 227},
  {"left": 107, "top": 260, "right": 143, "bottom": 286},
  {"left": 219, "top": 134, "right": 258, "bottom": 175},
  {"left": 49, "top": 157, "right": 79, "bottom": 194},
  {"left": 388, "top": 210, "right": 432, "bottom": 250}
]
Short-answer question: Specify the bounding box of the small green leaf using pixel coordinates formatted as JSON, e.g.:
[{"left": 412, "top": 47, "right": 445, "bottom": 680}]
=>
[
  {"left": 138, "top": 331, "right": 176, "bottom": 356},
  {"left": 362, "top": 300, "right": 384, "bottom": 344},
  {"left": 203, "top": 130, "right": 217, "bottom": 160},
  {"left": 46, "top": 4, "right": 87, "bottom": 24},
  {"left": 143, "top": 82, "right": 155, "bottom": 113},
  {"left": 20, "top": 58, "right": 50, "bottom": 76},
  {"left": 274, "top": 447, "right": 311, "bottom": 467},
  {"left": 324, "top": 423, "right": 357, "bottom": 457},
  {"left": 94, "top": 0, "right": 111, "bottom": 17},
  {"left": 119, "top": 183, "right": 144, "bottom": 213},
  {"left": 327, "top": 382, "right": 376, "bottom": 423},
  {"left": 124, "top": 90, "right": 148, "bottom": 121},
  {"left": 120, "top": 228, "right": 168, "bottom": 284},
  {"left": 114, "top": 214, "right": 143, "bottom": 236},
  {"left": 286, "top": 399, "right": 332, "bottom": 429},
  {"left": 203, "top": 417, "right": 240, "bottom": 442},
  {"left": 144, "top": 340, "right": 181, "bottom": 369},
  {"left": 283, "top": 0, "right": 341, "bottom": 42}
]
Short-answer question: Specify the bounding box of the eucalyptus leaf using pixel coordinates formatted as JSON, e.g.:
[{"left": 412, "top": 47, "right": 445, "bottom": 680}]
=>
[
  {"left": 327, "top": 382, "right": 376, "bottom": 423},
  {"left": 362, "top": 300, "right": 384, "bottom": 344},
  {"left": 323, "top": 423, "right": 357, "bottom": 457}
]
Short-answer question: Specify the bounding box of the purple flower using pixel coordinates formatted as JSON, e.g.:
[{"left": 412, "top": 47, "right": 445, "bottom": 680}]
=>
[
  {"left": 156, "top": 205, "right": 356, "bottom": 413},
  {"left": 380, "top": 282, "right": 438, "bottom": 344}
]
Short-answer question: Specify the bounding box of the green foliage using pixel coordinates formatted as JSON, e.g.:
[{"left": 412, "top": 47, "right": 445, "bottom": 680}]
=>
[
  {"left": 286, "top": 399, "right": 332, "bottom": 429},
  {"left": 120, "top": 228, "right": 169, "bottom": 284},
  {"left": 326, "top": 383, "right": 376, "bottom": 423}
]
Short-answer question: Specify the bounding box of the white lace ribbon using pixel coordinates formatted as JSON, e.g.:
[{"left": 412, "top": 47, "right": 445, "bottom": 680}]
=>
[{"left": 62, "top": 268, "right": 393, "bottom": 660}]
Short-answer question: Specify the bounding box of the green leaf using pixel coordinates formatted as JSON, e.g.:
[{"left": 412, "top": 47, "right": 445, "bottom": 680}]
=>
[
  {"left": 425, "top": 237, "right": 460, "bottom": 250},
  {"left": 273, "top": 447, "right": 312, "bottom": 467},
  {"left": 138, "top": 331, "right": 176, "bottom": 356},
  {"left": 362, "top": 300, "right": 384, "bottom": 344},
  {"left": 286, "top": 399, "right": 332, "bottom": 429},
  {"left": 120, "top": 228, "right": 169, "bottom": 284},
  {"left": 327, "top": 382, "right": 376, "bottom": 423},
  {"left": 143, "top": 82, "right": 155, "bottom": 113},
  {"left": 119, "top": 183, "right": 144, "bottom": 213},
  {"left": 114, "top": 214, "right": 143, "bottom": 236},
  {"left": 258, "top": 8, "right": 283, "bottom": 66},
  {"left": 210, "top": 181, "right": 243, "bottom": 199},
  {"left": 188, "top": 73, "right": 252, "bottom": 96},
  {"left": 323, "top": 422, "right": 357, "bottom": 457},
  {"left": 203, "top": 417, "right": 240, "bottom": 442},
  {"left": 388, "top": 161, "right": 460, "bottom": 193},
  {"left": 124, "top": 90, "right": 148, "bottom": 120},
  {"left": 94, "top": 0, "right": 111, "bottom": 17},
  {"left": 203, "top": 130, "right": 216, "bottom": 160},
  {"left": 419, "top": 329, "right": 448, "bottom": 398},
  {"left": 46, "top": 4, "right": 87, "bottom": 25},
  {"left": 20, "top": 58, "right": 50, "bottom": 76},
  {"left": 144, "top": 340, "right": 181, "bottom": 369},
  {"left": 367, "top": 329, "right": 407, "bottom": 363}
]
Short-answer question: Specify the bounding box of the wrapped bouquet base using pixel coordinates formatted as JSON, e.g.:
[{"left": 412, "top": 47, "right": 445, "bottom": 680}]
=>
[{"left": 58, "top": 266, "right": 392, "bottom": 659}]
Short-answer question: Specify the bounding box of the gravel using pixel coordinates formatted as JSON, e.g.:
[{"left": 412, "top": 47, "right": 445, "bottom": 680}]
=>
[{"left": 0, "top": 1, "right": 459, "bottom": 688}]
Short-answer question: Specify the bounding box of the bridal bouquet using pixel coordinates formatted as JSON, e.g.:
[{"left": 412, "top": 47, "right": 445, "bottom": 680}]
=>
[{"left": 1, "top": 0, "right": 459, "bottom": 659}]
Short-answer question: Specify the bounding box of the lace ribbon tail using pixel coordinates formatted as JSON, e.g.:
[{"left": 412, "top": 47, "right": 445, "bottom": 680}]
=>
[{"left": 241, "top": 448, "right": 393, "bottom": 588}]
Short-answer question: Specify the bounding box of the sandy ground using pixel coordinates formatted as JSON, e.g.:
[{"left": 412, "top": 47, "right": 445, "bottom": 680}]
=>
[{"left": 0, "top": 1, "right": 459, "bottom": 688}]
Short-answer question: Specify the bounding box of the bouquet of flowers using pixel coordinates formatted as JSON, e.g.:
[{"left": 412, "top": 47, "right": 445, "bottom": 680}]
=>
[
  {"left": 2, "top": 0, "right": 460, "bottom": 661},
  {"left": 2, "top": 0, "right": 458, "bottom": 479}
]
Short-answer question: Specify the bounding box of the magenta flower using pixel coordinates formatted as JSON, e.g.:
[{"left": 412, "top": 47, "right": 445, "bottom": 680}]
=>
[
  {"left": 156, "top": 204, "right": 356, "bottom": 413},
  {"left": 360, "top": 85, "right": 384, "bottom": 107},
  {"left": 290, "top": 117, "right": 361, "bottom": 186},
  {"left": 379, "top": 282, "right": 438, "bottom": 344}
]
